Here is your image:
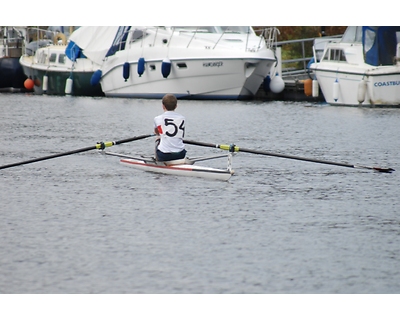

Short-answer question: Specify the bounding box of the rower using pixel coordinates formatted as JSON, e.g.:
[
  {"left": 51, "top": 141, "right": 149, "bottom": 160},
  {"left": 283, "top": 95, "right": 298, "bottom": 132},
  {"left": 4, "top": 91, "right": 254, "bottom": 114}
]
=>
[{"left": 154, "top": 94, "right": 187, "bottom": 162}]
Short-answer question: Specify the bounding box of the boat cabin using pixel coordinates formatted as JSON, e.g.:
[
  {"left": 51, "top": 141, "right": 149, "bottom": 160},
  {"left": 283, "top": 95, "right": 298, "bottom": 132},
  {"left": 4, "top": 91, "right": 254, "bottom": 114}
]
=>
[
  {"left": 34, "top": 46, "right": 72, "bottom": 69},
  {"left": 320, "top": 26, "right": 400, "bottom": 66}
]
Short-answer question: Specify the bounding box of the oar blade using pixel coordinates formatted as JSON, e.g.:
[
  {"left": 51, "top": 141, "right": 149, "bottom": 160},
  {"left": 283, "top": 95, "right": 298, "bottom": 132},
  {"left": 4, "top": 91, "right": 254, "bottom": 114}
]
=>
[
  {"left": 184, "top": 139, "right": 395, "bottom": 174},
  {"left": 354, "top": 165, "right": 395, "bottom": 173},
  {"left": 373, "top": 167, "right": 395, "bottom": 173}
]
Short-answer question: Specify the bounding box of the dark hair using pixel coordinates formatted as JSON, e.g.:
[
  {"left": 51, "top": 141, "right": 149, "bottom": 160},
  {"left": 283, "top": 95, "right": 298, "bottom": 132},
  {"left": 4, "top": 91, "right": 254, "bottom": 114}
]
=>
[{"left": 162, "top": 94, "right": 177, "bottom": 111}]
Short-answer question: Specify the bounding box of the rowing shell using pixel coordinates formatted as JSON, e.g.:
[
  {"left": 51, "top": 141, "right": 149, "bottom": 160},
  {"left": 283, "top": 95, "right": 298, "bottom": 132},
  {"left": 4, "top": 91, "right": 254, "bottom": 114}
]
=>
[{"left": 106, "top": 152, "right": 234, "bottom": 181}]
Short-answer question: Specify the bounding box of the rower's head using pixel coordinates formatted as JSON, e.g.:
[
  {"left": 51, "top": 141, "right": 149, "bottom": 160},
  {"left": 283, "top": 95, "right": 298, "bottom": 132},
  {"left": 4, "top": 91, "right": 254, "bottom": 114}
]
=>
[{"left": 162, "top": 93, "right": 178, "bottom": 111}]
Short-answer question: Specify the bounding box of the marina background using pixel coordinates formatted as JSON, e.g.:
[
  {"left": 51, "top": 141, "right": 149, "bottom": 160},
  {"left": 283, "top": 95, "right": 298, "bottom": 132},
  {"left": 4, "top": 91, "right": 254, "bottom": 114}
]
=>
[{"left": 1, "top": 25, "right": 346, "bottom": 100}]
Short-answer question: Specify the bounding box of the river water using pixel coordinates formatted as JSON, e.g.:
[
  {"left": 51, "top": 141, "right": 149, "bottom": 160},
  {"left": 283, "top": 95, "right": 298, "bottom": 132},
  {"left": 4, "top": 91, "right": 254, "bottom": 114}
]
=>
[{"left": 1, "top": 93, "right": 400, "bottom": 298}]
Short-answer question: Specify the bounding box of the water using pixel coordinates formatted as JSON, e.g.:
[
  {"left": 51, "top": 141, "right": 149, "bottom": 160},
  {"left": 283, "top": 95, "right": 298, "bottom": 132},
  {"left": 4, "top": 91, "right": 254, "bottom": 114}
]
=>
[{"left": 1, "top": 93, "right": 400, "bottom": 295}]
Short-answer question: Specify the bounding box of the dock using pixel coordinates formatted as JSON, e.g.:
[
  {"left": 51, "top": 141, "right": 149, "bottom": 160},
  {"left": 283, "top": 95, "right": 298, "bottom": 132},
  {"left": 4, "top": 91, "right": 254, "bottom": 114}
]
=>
[
  {"left": 255, "top": 77, "right": 325, "bottom": 102},
  {"left": 254, "top": 35, "right": 342, "bottom": 102}
]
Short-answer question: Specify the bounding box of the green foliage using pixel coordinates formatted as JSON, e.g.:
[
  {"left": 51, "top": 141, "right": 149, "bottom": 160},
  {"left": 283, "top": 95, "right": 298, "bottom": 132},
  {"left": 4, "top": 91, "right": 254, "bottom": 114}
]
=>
[{"left": 275, "top": 26, "right": 347, "bottom": 71}]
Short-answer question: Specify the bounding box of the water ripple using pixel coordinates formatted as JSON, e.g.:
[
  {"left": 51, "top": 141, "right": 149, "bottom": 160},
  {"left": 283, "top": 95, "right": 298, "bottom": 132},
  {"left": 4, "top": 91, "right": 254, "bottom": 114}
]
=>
[{"left": 1, "top": 95, "right": 399, "bottom": 294}]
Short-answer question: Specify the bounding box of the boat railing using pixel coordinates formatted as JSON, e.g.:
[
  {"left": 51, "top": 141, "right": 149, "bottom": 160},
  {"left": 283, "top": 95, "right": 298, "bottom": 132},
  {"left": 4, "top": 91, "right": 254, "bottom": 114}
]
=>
[
  {"left": 122, "top": 26, "right": 280, "bottom": 53},
  {"left": 211, "top": 27, "right": 255, "bottom": 51},
  {"left": 25, "top": 27, "right": 56, "bottom": 43},
  {"left": 1, "top": 27, "right": 26, "bottom": 58},
  {"left": 212, "top": 26, "right": 280, "bottom": 52},
  {"left": 257, "top": 27, "right": 280, "bottom": 49},
  {"left": 276, "top": 35, "right": 342, "bottom": 79},
  {"left": 168, "top": 26, "right": 277, "bottom": 52},
  {"left": 23, "top": 27, "right": 62, "bottom": 56}
]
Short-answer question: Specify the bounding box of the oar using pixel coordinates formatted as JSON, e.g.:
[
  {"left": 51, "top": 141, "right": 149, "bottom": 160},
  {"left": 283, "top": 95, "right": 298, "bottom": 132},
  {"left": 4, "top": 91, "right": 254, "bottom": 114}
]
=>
[
  {"left": 183, "top": 140, "right": 395, "bottom": 173},
  {"left": 0, "top": 134, "right": 154, "bottom": 170}
]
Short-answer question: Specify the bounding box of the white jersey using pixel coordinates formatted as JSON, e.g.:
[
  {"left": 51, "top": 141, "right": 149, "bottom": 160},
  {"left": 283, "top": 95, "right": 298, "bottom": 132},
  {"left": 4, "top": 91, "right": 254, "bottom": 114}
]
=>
[{"left": 154, "top": 111, "right": 185, "bottom": 153}]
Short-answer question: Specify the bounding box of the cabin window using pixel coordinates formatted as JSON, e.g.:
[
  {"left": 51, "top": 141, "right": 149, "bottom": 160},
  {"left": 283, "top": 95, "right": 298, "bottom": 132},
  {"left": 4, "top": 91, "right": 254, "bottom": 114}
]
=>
[
  {"left": 327, "top": 49, "right": 346, "bottom": 62},
  {"left": 38, "top": 52, "right": 47, "bottom": 64},
  {"left": 49, "top": 53, "right": 57, "bottom": 63},
  {"left": 177, "top": 63, "right": 187, "bottom": 69},
  {"left": 58, "top": 54, "right": 66, "bottom": 64},
  {"left": 329, "top": 49, "right": 336, "bottom": 60}
]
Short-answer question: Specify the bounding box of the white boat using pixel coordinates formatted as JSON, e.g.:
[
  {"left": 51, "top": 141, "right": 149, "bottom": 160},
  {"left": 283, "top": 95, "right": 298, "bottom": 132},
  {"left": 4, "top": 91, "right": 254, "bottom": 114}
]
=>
[
  {"left": 79, "top": 26, "right": 279, "bottom": 100},
  {"left": 19, "top": 26, "right": 106, "bottom": 96},
  {"left": 106, "top": 152, "right": 234, "bottom": 181},
  {"left": 308, "top": 26, "right": 400, "bottom": 107}
]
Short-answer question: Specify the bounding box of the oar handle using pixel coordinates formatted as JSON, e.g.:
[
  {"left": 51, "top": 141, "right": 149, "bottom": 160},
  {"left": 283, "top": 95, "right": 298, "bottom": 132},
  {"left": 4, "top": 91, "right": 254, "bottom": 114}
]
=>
[{"left": 0, "top": 134, "right": 154, "bottom": 170}]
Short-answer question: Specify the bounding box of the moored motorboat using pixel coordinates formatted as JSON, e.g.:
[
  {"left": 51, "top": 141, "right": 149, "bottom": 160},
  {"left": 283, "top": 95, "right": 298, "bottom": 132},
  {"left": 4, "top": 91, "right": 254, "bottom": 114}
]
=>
[
  {"left": 19, "top": 26, "right": 105, "bottom": 96},
  {"left": 308, "top": 26, "right": 400, "bottom": 107},
  {"left": 106, "top": 151, "right": 234, "bottom": 181},
  {"left": 80, "top": 26, "right": 279, "bottom": 100}
]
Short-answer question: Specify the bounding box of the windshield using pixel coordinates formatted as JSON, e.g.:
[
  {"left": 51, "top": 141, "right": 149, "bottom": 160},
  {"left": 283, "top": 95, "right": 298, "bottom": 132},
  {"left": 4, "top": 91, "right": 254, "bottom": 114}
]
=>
[
  {"left": 171, "top": 26, "right": 253, "bottom": 34},
  {"left": 341, "top": 26, "right": 362, "bottom": 43},
  {"left": 219, "top": 26, "right": 252, "bottom": 33}
]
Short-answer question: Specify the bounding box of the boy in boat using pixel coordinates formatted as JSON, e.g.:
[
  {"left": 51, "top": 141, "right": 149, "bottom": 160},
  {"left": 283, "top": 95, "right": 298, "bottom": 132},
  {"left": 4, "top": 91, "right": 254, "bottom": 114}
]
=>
[{"left": 154, "top": 94, "right": 187, "bottom": 161}]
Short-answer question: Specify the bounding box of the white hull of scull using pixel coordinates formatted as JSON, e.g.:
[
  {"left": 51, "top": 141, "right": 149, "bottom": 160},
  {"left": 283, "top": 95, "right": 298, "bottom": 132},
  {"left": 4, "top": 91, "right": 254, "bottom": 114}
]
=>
[{"left": 120, "top": 158, "right": 233, "bottom": 181}]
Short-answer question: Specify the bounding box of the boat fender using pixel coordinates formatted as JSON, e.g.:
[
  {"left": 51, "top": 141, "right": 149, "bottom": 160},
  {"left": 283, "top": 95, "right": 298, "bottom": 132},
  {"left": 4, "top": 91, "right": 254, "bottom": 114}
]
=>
[
  {"left": 332, "top": 79, "right": 339, "bottom": 102},
  {"left": 263, "top": 75, "right": 271, "bottom": 92},
  {"left": 312, "top": 79, "right": 319, "bottom": 98},
  {"left": 24, "top": 78, "right": 34, "bottom": 90},
  {"left": 53, "top": 33, "right": 67, "bottom": 45},
  {"left": 357, "top": 79, "right": 367, "bottom": 104},
  {"left": 137, "top": 57, "right": 145, "bottom": 77},
  {"left": 304, "top": 79, "right": 312, "bottom": 96},
  {"left": 34, "top": 77, "right": 41, "bottom": 87},
  {"left": 123, "top": 62, "right": 130, "bottom": 81},
  {"left": 65, "top": 78, "right": 73, "bottom": 95},
  {"left": 269, "top": 73, "right": 285, "bottom": 94},
  {"left": 161, "top": 58, "right": 171, "bottom": 78},
  {"left": 90, "top": 69, "right": 102, "bottom": 86},
  {"left": 42, "top": 75, "right": 48, "bottom": 92}
]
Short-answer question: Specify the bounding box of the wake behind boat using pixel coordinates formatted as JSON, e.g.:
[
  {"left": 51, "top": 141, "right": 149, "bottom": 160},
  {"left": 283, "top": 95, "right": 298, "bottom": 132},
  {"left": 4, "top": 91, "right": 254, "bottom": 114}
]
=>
[{"left": 106, "top": 151, "right": 234, "bottom": 181}]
